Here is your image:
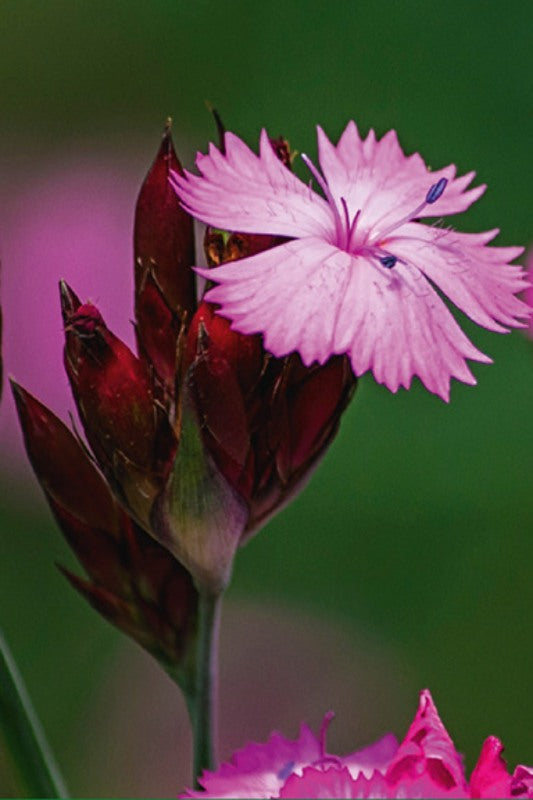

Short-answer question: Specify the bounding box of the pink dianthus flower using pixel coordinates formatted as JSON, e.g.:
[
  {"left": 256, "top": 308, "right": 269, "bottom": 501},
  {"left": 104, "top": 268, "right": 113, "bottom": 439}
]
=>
[
  {"left": 524, "top": 249, "right": 533, "bottom": 339},
  {"left": 172, "top": 123, "right": 530, "bottom": 400},
  {"left": 182, "top": 689, "right": 533, "bottom": 799}
]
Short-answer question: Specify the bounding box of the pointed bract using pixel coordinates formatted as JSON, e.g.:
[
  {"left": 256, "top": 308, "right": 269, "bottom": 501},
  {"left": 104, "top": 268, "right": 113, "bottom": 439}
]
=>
[
  {"left": 11, "top": 380, "right": 118, "bottom": 529},
  {"left": 135, "top": 123, "right": 196, "bottom": 316},
  {"left": 134, "top": 124, "right": 196, "bottom": 388}
]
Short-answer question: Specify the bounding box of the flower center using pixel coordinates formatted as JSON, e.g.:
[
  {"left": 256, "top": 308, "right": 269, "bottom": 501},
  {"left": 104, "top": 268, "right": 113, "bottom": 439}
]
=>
[{"left": 301, "top": 152, "right": 447, "bottom": 270}]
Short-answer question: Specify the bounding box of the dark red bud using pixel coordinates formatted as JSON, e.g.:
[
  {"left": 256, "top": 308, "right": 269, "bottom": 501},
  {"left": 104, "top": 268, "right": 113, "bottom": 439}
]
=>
[
  {"left": 62, "top": 291, "right": 165, "bottom": 468},
  {"left": 60, "top": 285, "right": 177, "bottom": 523},
  {"left": 134, "top": 123, "right": 196, "bottom": 386}
]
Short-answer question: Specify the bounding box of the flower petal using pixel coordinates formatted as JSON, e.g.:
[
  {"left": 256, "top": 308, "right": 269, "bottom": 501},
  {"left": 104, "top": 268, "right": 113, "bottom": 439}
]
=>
[
  {"left": 181, "top": 722, "right": 322, "bottom": 799},
  {"left": 337, "top": 254, "right": 494, "bottom": 400},
  {"left": 279, "top": 764, "right": 386, "bottom": 799},
  {"left": 171, "top": 130, "right": 333, "bottom": 239},
  {"left": 199, "top": 238, "right": 354, "bottom": 367},
  {"left": 389, "top": 224, "right": 529, "bottom": 333},
  {"left": 511, "top": 765, "right": 533, "bottom": 799},
  {"left": 341, "top": 733, "right": 399, "bottom": 778},
  {"left": 469, "top": 737, "right": 512, "bottom": 799},
  {"left": 202, "top": 239, "right": 491, "bottom": 401},
  {"left": 317, "top": 123, "right": 486, "bottom": 237},
  {"left": 385, "top": 689, "right": 468, "bottom": 798},
  {"left": 523, "top": 249, "right": 533, "bottom": 340}
]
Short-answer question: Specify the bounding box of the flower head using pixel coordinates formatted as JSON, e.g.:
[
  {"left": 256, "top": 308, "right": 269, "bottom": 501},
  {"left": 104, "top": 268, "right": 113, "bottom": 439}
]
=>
[
  {"left": 172, "top": 123, "right": 530, "bottom": 400},
  {"left": 182, "top": 689, "right": 533, "bottom": 798},
  {"left": 13, "top": 123, "right": 355, "bottom": 599}
]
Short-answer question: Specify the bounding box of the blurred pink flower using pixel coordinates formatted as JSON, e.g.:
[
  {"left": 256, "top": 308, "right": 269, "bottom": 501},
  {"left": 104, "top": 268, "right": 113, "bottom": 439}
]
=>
[
  {"left": 182, "top": 689, "right": 533, "bottom": 799},
  {"left": 172, "top": 123, "right": 530, "bottom": 401}
]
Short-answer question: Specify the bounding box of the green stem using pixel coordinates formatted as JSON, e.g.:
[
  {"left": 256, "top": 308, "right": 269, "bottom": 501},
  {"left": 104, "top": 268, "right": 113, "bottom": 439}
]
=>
[
  {"left": 0, "top": 629, "right": 68, "bottom": 798},
  {"left": 187, "top": 591, "right": 222, "bottom": 787}
]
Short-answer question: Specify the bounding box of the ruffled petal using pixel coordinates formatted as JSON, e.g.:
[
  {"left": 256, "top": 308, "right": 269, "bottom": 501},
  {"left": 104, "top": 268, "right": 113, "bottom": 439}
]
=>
[
  {"left": 279, "top": 764, "right": 387, "bottom": 799},
  {"left": 340, "top": 256, "right": 494, "bottom": 400},
  {"left": 201, "top": 238, "right": 492, "bottom": 400},
  {"left": 171, "top": 130, "right": 333, "bottom": 239},
  {"left": 389, "top": 224, "right": 529, "bottom": 333},
  {"left": 341, "top": 733, "right": 399, "bottom": 778},
  {"left": 200, "top": 238, "right": 355, "bottom": 367},
  {"left": 317, "top": 122, "right": 486, "bottom": 237},
  {"left": 180, "top": 722, "right": 322, "bottom": 799}
]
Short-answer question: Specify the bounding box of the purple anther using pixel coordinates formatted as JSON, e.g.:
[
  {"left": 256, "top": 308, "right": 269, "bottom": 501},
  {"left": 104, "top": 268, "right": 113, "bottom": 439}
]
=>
[
  {"left": 277, "top": 761, "right": 295, "bottom": 781},
  {"left": 380, "top": 255, "right": 397, "bottom": 269},
  {"left": 426, "top": 177, "right": 448, "bottom": 204}
]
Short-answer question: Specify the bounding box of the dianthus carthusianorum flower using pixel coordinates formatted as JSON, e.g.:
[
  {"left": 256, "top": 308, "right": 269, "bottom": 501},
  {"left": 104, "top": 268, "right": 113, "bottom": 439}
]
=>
[
  {"left": 182, "top": 689, "right": 533, "bottom": 799},
  {"left": 172, "top": 122, "right": 530, "bottom": 400}
]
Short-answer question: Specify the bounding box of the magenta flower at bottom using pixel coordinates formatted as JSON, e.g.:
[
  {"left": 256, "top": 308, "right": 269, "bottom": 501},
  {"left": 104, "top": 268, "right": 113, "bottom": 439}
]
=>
[{"left": 182, "top": 690, "right": 532, "bottom": 799}]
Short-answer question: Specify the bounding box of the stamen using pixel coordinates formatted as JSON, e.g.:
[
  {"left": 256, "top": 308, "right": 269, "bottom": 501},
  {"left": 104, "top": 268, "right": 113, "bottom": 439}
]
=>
[
  {"left": 301, "top": 153, "right": 343, "bottom": 244},
  {"left": 380, "top": 255, "right": 397, "bottom": 269},
  {"left": 340, "top": 197, "right": 351, "bottom": 237},
  {"left": 339, "top": 198, "right": 362, "bottom": 251},
  {"left": 426, "top": 177, "right": 448, "bottom": 205},
  {"left": 347, "top": 208, "right": 361, "bottom": 250},
  {"left": 301, "top": 153, "right": 334, "bottom": 205},
  {"left": 373, "top": 177, "right": 449, "bottom": 241}
]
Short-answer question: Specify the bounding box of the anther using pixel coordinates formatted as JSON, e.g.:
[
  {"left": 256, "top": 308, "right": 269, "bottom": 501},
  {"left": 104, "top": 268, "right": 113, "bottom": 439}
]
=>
[
  {"left": 426, "top": 177, "right": 448, "bottom": 205},
  {"left": 301, "top": 153, "right": 344, "bottom": 244},
  {"left": 380, "top": 255, "right": 397, "bottom": 269}
]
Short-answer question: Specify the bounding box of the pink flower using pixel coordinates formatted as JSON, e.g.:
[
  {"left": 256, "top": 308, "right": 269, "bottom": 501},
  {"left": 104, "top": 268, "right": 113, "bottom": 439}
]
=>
[
  {"left": 171, "top": 123, "right": 530, "bottom": 401},
  {"left": 524, "top": 249, "right": 533, "bottom": 339},
  {"left": 182, "top": 690, "right": 533, "bottom": 799}
]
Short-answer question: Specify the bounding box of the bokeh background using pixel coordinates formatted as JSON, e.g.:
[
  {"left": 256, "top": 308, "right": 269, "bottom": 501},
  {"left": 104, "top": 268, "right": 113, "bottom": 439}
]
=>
[{"left": 1, "top": 0, "right": 532, "bottom": 795}]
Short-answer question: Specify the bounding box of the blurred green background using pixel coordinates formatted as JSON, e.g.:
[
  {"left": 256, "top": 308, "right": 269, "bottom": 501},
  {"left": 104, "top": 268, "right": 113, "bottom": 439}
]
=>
[{"left": 1, "top": 0, "right": 532, "bottom": 795}]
